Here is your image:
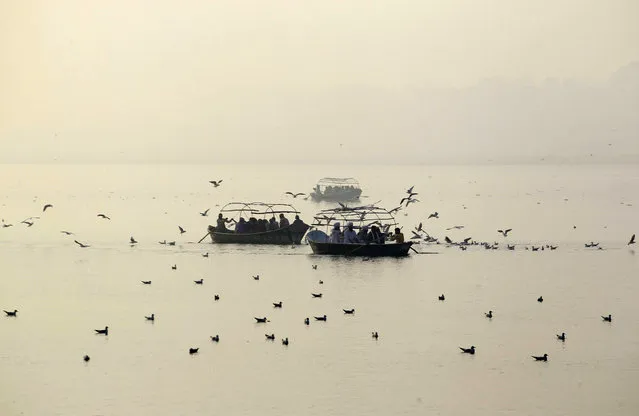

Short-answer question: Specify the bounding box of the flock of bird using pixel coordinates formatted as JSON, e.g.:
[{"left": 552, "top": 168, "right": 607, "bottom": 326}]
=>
[{"left": 1, "top": 179, "right": 635, "bottom": 364}]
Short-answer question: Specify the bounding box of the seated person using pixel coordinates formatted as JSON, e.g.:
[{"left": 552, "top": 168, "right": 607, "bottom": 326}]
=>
[
  {"left": 357, "top": 225, "right": 370, "bottom": 243},
  {"left": 370, "top": 226, "right": 385, "bottom": 244},
  {"left": 343, "top": 222, "right": 359, "bottom": 244},
  {"left": 257, "top": 219, "right": 268, "bottom": 232},
  {"left": 389, "top": 227, "right": 405, "bottom": 244},
  {"left": 234, "top": 217, "right": 248, "bottom": 233},
  {"left": 279, "top": 213, "right": 290, "bottom": 228},
  {"left": 247, "top": 217, "right": 258, "bottom": 233},
  {"left": 329, "top": 222, "right": 342, "bottom": 243},
  {"left": 290, "top": 215, "right": 307, "bottom": 232},
  {"left": 268, "top": 217, "right": 278, "bottom": 230}
]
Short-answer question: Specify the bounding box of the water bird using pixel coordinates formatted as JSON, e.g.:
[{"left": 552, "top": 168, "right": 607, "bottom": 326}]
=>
[
  {"left": 97, "top": 214, "right": 111, "bottom": 220},
  {"left": 507, "top": 244, "right": 515, "bottom": 250},
  {"left": 141, "top": 280, "right": 152, "bottom": 285},
  {"left": 43, "top": 204, "right": 53, "bottom": 212},
  {"left": 254, "top": 317, "right": 269, "bottom": 323},
  {"left": 460, "top": 346, "right": 475, "bottom": 354},
  {"left": 312, "top": 265, "right": 318, "bottom": 270},
  {"left": 194, "top": 279, "right": 203, "bottom": 285},
  {"left": 537, "top": 296, "right": 543, "bottom": 303},
  {"left": 95, "top": 326, "right": 109, "bottom": 335},
  {"left": 304, "top": 318, "right": 310, "bottom": 325},
  {"left": 60, "top": 230, "right": 74, "bottom": 235},
  {"left": 444, "top": 236, "right": 453, "bottom": 244},
  {"left": 497, "top": 229, "right": 512, "bottom": 237},
  {"left": 202, "top": 252, "right": 209, "bottom": 258},
  {"left": 312, "top": 293, "right": 322, "bottom": 298},
  {"left": 145, "top": 314, "right": 155, "bottom": 321},
  {"left": 214, "top": 294, "right": 220, "bottom": 301},
  {"left": 438, "top": 294, "right": 445, "bottom": 301},
  {"left": 22, "top": 221, "right": 34, "bottom": 227},
  {"left": 2, "top": 223, "right": 13, "bottom": 228},
  {"left": 209, "top": 180, "right": 223, "bottom": 187},
  {"left": 485, "top": 310, "right": 493, "bottom": 319},
  {"left": 318, "top": 280, "right": 324, "bottom": 285},
  {"left": 253, "top": 275, "right": 259, "bottom": 280},
  {"left": 343, "top": 309, "right": 355, "bottom": 314},
  {"left": 178, "top": 226, "right": 186, "bottom": 234},
  {"left": 282, "top": 337, "right": 289, "bottom": 345},
  {"left": 210, "top": 335, "right": 219, "bottom": 342},
  {"left": 415, "top": 222, "right": 423, "bottom": 232},
  {"left": 550, "top": 246, "right": 558, "bottom": 250},
  {"left": 265, "top": 334, "right": 275, "bottom": 340},
  {"left": 158, "top": 240, "right": 166, "bottom": 245},
  {"left": 273, "top": 302, "right": 282, "bottom": 308},
  {"left": 628, "top": 234, "right": 636, "bottom": 245},
  {"left": 428, "top": 212, "right": 439, "bottom": 219},
  {"left": 532, "top": 353, "right": 548, "bottom": 361},
  {"left": 404, "top": 198, "right": 420, "bottom": 207},
  {"left": 171, "top": 265, "right": 177, "bottom": 270},
  {"left": 74, "top": 240, "right": 90, "bottom": 248},
  {"left": 83, "top": 355, "right": 90, "bottom": 362},
  {"left": 532, "top": 246, "right": 540, "bottom": 251},
  {"left": 168, "top": 241, "right": 176, "bottom": 246},
  {"left": 130, "top": 236, "right": 138, "bottom": 244},
  {"left": 406, "top": 185, "right": 415, "bottom": 195},
  {"left": 3, "top": 309, "right": 18, "bottom": 317},
  {"left": 372, "top": 331, "right": 379, "bottom": 339},
  {"left": 200, "top": 209, "right": 210, "bottom": 217},
  {"left": 556, "top": 332, "right": 566, "bottom": 341},
  {"left": 314, "top": 315, "right": 327, "bottom": 321},
  {"left": 285, "top": 192, "right": 305, "bottom": 198},
  {"left": 189, "top": 348, "right": 199, "bottom": 355},
  {"left": 446, "top": 225, "right": 465, "bottom": 230},
  {"left": 602, "top": 314, "right": 612, "bottom": 322}
]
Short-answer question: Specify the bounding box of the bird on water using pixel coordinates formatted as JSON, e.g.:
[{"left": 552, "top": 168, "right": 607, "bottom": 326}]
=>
[
  {"left": 556, "top": 332, "right": 566, "bottom": 341},
  {"left": 532, "top": 354, "right": 548, "bottom": 361},
  {"left": 3, "top": 309, "right": 18, "bottom": 317},
  {"left": 460, "top": 346, "right": 475, "bottom": 354},
  {"left": 95, "top": 326, "right": 108, "bottom": 335},
  {"left": 602, "top": 314, "right": 612, "bottom": 322}
]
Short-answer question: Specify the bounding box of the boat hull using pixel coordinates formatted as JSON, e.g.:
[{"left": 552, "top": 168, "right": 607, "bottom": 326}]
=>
[
  {"left": 208, "top": 225, "right": 309, "bottom": 245},
  {"left": 309, "top": 241, "right": 413, "bottom": 257}
]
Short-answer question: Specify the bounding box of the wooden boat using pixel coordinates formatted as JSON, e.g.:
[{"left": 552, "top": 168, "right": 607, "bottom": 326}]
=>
[
  {"left": 308, "top": 240, "right": 413, "bottom": 257},
  {"left": 208, "top": 202, "right": 309, "bottom": 245},
  {"left": 305, "top": 204, "right": 414, "bottom": 257},
  {"left": 309, "top": 177, "right": 362, "bottom": 202}
]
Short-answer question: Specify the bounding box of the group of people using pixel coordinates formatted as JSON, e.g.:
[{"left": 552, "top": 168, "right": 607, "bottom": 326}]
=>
[
  {"left": 329, "top": 222, "right": 404, "bottom": 245},
  {"left": 214, "top": 213, "right": 307, "bottom": 234}
]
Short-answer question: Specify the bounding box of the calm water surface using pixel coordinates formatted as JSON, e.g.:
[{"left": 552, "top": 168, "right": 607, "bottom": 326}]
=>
[{"left": 1, "top": 164, "right": 638, "bottom": 415}]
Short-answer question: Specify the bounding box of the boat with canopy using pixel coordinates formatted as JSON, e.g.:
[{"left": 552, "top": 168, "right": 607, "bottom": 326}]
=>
[
  {"left": 305, "top": 204, "right": 414, "bottom": 256},
  {"left": 309, "top": 177, "right": 362, "bottom": 202},
  {"left": 207, "top": 202, "right": 309, "bottom": 245}
]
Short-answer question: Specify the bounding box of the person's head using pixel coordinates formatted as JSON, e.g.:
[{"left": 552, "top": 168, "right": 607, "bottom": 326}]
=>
[
  {"left": 218, "top": 213, "right": 223, "bottom": 218},
  {"left": 394, "top": 227, "right": 401, "bottom": 234},
  {"left": 333, "top": 222, "right": 341, "bottom": 230},
  {"left": 295, "top": 215, "right": 300, "bottom": 220},
  {"left": 361, "top": 225, "right": 368, "bottom": 233},
  {"left": 279, "top": 213, "right": 284, "bottom": 218},
  {"left": 239, "top": 217, "right": 246, "bottom": 223},
  {"left": 347, "top": 221, "right": 354, "bottom": 230}
]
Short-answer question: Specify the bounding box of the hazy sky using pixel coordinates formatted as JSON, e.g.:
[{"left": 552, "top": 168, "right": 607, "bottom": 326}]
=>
[{"left": 1, "top": 1, "right": 637, "bottom": 163}]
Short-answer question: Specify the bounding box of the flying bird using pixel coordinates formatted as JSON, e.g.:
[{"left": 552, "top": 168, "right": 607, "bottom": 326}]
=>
[
  {"left": 130, "top": 236, "right": 138, "bottom": 244},
  {"left": 285, "top": 192, "right": 305, "bottom": 198},
  {"left": 427, "top": 212, "right": 439, "bottom": 219},
  {"left": 446, "top": 225, "right": 465, "bottom": 230},
  {"left": 60, "top": 231, "right": 74, "bottom": 235},
  {"left": 97, "top": 214, "right": 110, "bottom": 220},
  {"left": 415, "top": 222, "right": 423, "bottom": 232},
  {"left": 21, "top": 221, "right": 34, "bottom": 227},
  {"left": 141, "top": 281, "right": 152, "bottom": 285},
  {"left": 532, "top": 354, "right": 548, "bottom": 361},
  {"left": 406, "top": 186, "right": 415, "bottom": 194},
  {"left": 74, "top": 240, "right": 90, "bottom": 248},
  {"left": 498, "top": 229, "right": 512, "bottom": 237},
  {"left": 209, "top": 180, "right": 223, "bottom": 187},
  {"left": 43, "top": 204, "right": 53, "bottom": 212},
  {"left": 628, "top": 234, "right": 636, "bottom": 245},
  {"left": 200, "top": 209, "right": 210, "bottom": 217},
  {"left": 178, "top": 226, "right": 186, "bottom": 234}
]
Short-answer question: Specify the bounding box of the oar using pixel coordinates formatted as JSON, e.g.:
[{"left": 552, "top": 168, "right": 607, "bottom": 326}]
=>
[{"left": 197, "top": 232, "right": 210, "bottom": 243}]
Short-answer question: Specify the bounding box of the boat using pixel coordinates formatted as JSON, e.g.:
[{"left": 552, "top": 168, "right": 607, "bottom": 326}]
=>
[
  {"left": 207, "top": 202, "right": 310, "bottom": 245},
  {"left": 305, "top": 204, "right": 414, "bottom": 257},
  {"left": 309, "top": 177, "right": 362, "bottom": 202}
]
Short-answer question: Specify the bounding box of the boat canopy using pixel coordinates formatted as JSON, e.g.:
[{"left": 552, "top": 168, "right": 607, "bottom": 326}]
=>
[
  {"left": 219, "top": 202, "right": 301, "bottom": 221},
  {"left": 310, "top": 204, "right": 399, "bottom": 233}
]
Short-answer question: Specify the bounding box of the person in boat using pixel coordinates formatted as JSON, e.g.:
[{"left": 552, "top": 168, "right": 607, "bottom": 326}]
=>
[
  {"left": 343, "top": 222, "right": 359, "bottom": 244},
  {"left": 389, "top": 227, "right": 405, "bottom": 244},
  {"left": 216, "top": 213, "right": 231, "bottom": 232},
  {"left": 357, "top": 225, "right": 370, "bottom": 243},
  {"left": 370, "top": 225, "right": 385, "bottom": 244},
  {"left": 268, "top": 217, "right": 278, "bottom": 230},
  {"left": 279, "top": 213, "right": 290, "bottom": 228},
  {"left": 235, "top": 217, "right": 248, "bottom": 233},
  {"left": 257, "top": 219, "right": 268, "bottom": 232},
  {"left": 247, "top": 217, "right": 259, "bottom": 233},
  {"left": 330, "top": 222, "right": 342, "bottom": 243},
  {"left": 290, "top": 215, "right": 307, "bottom": 232}
]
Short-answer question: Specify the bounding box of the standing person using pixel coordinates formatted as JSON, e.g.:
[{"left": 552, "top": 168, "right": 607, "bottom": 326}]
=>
[
  {"left": 330, "top": 222, "right": 342, "bottom": 243},
  {"left": 216, "top": 213, "right": 230, "bottom": 232},
  {"left": 343, "top": 222, "right": 359, "bottom": 244}
]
